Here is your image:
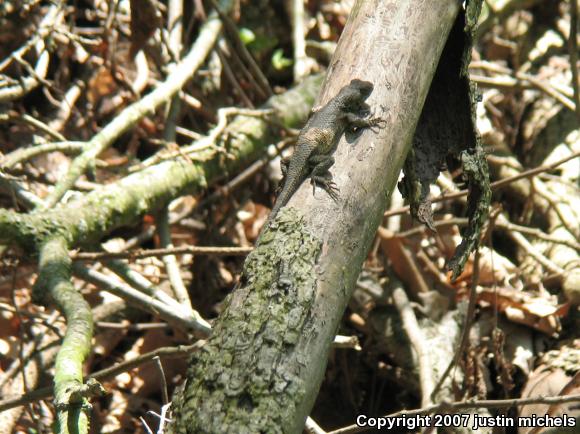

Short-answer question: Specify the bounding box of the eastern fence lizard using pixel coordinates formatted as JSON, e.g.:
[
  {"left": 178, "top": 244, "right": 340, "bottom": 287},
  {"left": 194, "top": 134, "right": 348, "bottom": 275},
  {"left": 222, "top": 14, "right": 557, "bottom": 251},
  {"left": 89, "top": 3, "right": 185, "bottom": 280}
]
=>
[{"left": 263, "top": 79, "right": 385, "bottom": 232}]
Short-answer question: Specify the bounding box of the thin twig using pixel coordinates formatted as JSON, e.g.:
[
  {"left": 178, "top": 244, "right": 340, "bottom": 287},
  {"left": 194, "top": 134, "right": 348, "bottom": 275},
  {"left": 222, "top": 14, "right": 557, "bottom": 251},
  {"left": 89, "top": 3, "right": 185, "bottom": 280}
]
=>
[
  {"left": 72, "top": 245, "right": 253, "bottom": 260},
  {"left": 469, "top": 62, "right": 577, "bottom": 112},
  {"left": 518, "top": 71, "right": 576, "bottom": 112},
  {"left": 392, "top": 284, "right": 434, "bottom": 407},
  {"left": 72, "top": 263, "right": 211, "bottom": 335},
  {"left": 157, "top": 208, "right": 193, "bottom": 312},
  {"left": 135, "top": 107, "right": 273, "bottom": 170},
  {"left": 95, "top": 321, "right": 169, "bottom": 330},
  {"left": 291, "top": 0, "right": 313, "bottom": 82},
  {"left": 153, "top": 356, "right": 169, "bottom": 405},
  {"left": 497, "top": 214, "right": 565, "bottom": 275},
  {"left": 532, "top": 178, "right": 579, "bottom": 242},
  {"left": 394, "top": 217, "right": 580, "bottom": 250},
  {"left": 156, "top": 402, "right": 173, "bottom": 434},
  {"left": 216, "top": 42, "right": 255, "bottom": 107},
  {"left": 103, "top": 259, "right": 187, "bottom": 311},
  {"left": 1, "top": 141, "right": 86, "bottom": 170},
  {"left": 305, "top": 417, "right": 327, "bottom": 434},
  {"left": 0, "top": 4, "right": 63, "bottom": 102},
  {"left": 207, "top": 0, "right": 272, "bottom": 98},
  {"left": 332, "top": 335, "right": 361, "bottom": 350},
  {"left": 197, "top": 136, "right": 295, "bottom": 208},
  {"left": 0, "top": 112, "right": 66, "bottom": 142},
  {"left": 0, "top": 171, "right": 44, "bottom": 209},
  {"left": 0, "top": 342, "right": 205, "bottom": 412}
]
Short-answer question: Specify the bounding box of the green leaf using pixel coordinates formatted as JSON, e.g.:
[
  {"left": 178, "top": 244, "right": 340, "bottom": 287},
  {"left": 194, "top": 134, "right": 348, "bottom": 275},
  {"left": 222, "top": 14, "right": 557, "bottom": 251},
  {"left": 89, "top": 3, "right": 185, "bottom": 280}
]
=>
[
  {"left": 239, "top": 28, "right": 255, "bottom": 45},
  {"left": 271, "top": 49, "right": 293, "bottom": 70}
]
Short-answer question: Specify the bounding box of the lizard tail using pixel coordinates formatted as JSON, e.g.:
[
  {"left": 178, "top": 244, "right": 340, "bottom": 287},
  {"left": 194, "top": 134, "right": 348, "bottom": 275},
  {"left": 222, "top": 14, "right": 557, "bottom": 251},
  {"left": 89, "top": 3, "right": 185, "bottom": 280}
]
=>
[{"left": 261, "top": 147, "right": 311, "bottom": 233}]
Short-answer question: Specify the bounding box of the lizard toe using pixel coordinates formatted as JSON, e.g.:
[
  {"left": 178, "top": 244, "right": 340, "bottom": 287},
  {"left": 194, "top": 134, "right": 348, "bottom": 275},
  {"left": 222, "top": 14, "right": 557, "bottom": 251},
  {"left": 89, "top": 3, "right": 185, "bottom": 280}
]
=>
[{"left": 322, "top": 181, "right": 339, "bottom": 202}]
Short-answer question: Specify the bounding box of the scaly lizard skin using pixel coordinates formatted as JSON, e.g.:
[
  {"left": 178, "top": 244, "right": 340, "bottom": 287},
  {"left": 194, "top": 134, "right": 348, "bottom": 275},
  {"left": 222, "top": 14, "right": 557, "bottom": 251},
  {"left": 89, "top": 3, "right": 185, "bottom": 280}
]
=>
[{"left": 263, "top": 79, "right": 385, "bottom": 231}]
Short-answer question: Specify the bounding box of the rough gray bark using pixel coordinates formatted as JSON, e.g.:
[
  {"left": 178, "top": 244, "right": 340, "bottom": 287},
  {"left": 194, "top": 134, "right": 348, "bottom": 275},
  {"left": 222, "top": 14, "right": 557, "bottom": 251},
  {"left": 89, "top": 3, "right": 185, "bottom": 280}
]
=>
[{"left": 169, "top": 0, "right": 462, "bottom": 433}]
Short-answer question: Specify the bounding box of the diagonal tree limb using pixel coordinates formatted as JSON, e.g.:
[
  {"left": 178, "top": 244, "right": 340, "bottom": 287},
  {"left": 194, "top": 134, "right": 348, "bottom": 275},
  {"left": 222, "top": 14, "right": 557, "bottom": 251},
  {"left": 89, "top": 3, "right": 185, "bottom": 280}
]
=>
[
  {"left": 168, "top": 0, "right": 464, "bottom": 432},
  {"left": 0, "top": 75, "right": 323, "bottom": 251}
]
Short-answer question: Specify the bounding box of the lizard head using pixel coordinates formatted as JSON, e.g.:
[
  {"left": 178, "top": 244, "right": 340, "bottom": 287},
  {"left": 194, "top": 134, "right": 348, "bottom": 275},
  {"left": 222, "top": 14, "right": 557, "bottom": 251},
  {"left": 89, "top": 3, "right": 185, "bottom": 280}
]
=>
[
  {"left": 348, "top": 79, "right": 373, "bottom": 96},
  {"left": 337, "top": 79, "right": 374, "bottom": 110}
]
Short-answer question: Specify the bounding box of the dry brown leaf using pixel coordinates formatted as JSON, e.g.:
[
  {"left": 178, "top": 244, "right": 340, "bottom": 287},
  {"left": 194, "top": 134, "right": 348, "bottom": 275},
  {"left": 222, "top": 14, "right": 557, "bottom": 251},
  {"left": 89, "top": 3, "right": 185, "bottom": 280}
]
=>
[
  {"left": 477, "top": 286, "right": 563, "bottom": 336},
  {"left": 87, "top": 66, "right": 118, "bottom": 106},
  {"left": 379, "top": 228, "right": 430, "bottom": 299},
  {"left": 239, "top": 200, "right": 270, "bottom": 242},
  {"left": 122, "top": 329, "right": 187, "bottom": 398},
  {"left": 519, "top": 349, "right": 580, "bottom": 434}
]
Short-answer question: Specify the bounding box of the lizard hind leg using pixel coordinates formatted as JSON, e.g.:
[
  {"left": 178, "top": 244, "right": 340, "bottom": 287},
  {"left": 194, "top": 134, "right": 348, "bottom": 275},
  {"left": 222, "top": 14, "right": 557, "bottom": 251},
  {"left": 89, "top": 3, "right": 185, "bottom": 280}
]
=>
[
  {"left": 312, "top": 175, "right": 339, "bottom": 202},
  {"left": 309, "top": 155, "right": 339, "bottom": 202}
]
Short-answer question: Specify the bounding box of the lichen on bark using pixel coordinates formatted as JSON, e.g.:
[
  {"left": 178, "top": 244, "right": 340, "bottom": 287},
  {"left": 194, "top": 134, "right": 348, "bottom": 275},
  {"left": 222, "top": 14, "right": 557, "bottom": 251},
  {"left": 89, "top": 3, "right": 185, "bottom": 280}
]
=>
[{"left": 169, "top": 208, "right": 323, "bottom": 433}]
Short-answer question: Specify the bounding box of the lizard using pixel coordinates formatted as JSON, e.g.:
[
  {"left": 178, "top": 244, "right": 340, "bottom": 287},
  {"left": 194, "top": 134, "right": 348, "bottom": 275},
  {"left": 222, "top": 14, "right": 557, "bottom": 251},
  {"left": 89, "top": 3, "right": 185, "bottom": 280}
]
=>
[{"left": 262, "top": 79, "right": 386, "bottom": 233}]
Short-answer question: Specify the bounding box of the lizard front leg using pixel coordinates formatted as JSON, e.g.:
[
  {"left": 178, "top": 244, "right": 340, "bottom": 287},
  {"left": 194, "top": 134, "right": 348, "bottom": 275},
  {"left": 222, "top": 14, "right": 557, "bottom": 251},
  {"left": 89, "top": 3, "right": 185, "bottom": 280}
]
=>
[
  {"left": 308, "top": 155, "right": 339, "bottom": 201},
  {"left": 344, "top": 112, "right": 387, "bottom": 132}
]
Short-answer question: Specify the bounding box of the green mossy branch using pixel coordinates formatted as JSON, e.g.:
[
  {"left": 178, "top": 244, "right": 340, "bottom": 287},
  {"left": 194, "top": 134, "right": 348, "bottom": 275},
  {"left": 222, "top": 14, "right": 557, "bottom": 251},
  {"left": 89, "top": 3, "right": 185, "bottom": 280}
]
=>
[
  {"left": 170, "top": 208, "right": 321, "bottom": 433},
  {"left": 0, "top": 74, "right": 324, "bottom": 253},
  {"left": 34, "top": 237, "right": 94, "bottom": 434}
]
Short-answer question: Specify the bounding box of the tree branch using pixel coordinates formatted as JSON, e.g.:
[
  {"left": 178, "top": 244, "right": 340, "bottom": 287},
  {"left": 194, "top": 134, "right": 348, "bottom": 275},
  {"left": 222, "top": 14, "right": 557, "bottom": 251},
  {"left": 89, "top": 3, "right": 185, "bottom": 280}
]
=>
[
  {"left": 34, "top": 237, "right": 94, "bottom": 434},
  {"left": 168, "top": 0, "right": 463, "bottom": 432}
]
